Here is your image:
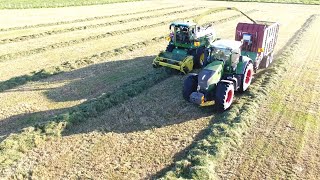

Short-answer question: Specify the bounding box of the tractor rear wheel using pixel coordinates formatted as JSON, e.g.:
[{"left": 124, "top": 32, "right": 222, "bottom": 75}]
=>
[
  {"left": 240, "top": 62, "right": 254, "bottom": 92},
  {"left": 183, "top": 74, "right": 198, "bottom": 101},
  {"left": 215, "top": 82, "right": 235, "bottom": 110}
]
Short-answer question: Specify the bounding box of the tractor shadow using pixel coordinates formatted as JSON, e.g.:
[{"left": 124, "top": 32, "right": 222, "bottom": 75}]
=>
[
  {"left": 0, "top": 55, "right": 222, "bottom": 142},
  {"left": 0, "top": 55, "right": 153, "bottom": 140}
]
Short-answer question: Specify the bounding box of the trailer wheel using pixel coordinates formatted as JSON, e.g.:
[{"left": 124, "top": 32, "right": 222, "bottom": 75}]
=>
[
  {"left": 240, "top": 62, "right": 254, "bottom": 92},
  {"left": 215, "top": 82, "right": 234, "bottom": 110},
  {"left": 183, "top": 74, "right": 198, "bottom": 101}
]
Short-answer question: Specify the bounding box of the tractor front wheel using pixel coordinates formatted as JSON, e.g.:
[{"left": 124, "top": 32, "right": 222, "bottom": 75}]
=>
[
  {"left": 183, "top": 74, "right": 198, "bottom": 101},
  {"left": 215, "top": 82, "right": 235, "bottom": 110},
  {"left": 240, "top": 62, "right": 254, "bottom": 92}
]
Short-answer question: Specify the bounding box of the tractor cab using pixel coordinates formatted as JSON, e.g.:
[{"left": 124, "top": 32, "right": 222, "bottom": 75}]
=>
[
  {"left": 169, "top": 21, "right": 197, "bottom": 46},
  {"left": 206, "top": 40, "right": 242, "bottom": 71}
]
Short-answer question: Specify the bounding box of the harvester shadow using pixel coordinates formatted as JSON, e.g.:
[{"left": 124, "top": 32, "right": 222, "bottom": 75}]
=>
[
  {"left": 0, "top": 55, "right": 155, "bottom": 140},
  {"left": 0, "top": 55, "right": 219, "bottom": 142}
]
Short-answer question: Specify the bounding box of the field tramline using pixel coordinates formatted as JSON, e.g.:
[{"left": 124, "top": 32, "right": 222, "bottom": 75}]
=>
[{"left": 0, "top": 1, "right": 319, "bottom": 179}]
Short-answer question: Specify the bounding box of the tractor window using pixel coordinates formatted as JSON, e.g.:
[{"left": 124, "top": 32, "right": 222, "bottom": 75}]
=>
[
  {"left": 175, "top": 26, "right": 190, "bottom": 43},
  {"left": 231, "top": 48, "right": 240, "bottom": 69},
  {"left": 211, "top": 47, "right": 231, "bottom": 62},
  {"left": 242, "top": 34, "right": 252, "bottom": 51}
]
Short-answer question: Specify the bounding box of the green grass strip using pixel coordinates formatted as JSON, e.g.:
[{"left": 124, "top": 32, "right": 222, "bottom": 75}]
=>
[
  {"left": 0, "top": 0, "right": 143, "bottom": 9},
  {"left": 161, "top": 14, "right": 319, "bottom": 179}
]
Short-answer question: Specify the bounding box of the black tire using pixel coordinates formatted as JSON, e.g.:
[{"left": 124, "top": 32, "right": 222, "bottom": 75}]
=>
[
  {"left": 166, "top": 44, "right": 175, "bottom": 52},
  {"left": 193, "top": 48, "right": 205, "bottom": 68},
  {"left": 183, "top": 74, "right": 198, "bottom": 101},
  {"left": 260, "top": 55, "right": 270, "bottom": 68},
  {"left": 215, "top": 82, "right": 235, "bottom": 110},
  {"left": 203, "top": 48, "right": 210, "bottom": 67},
  {"left": 240, "top": 62, "right": 254, "bottom": 92},
  {"left": 182, "top": 66, "right": 190, "bottom": 74}
]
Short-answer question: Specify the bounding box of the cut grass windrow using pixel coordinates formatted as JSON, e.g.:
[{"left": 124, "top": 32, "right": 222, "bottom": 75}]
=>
[
  {"left": 0, "top": 7, "right": 214, "bottom": 62},
  {"left": 0, "top": 7, "right": 206, "bottom": 45},
  {"left": 0, "top": 10, "right": 258, "bottom": 169},
  {"left": 0, "top": 36, "right": 165, "bottom": 92},
  {"left": 0, "top": 69, "right": 170, "bottom": 169},
  {"left": 0, "top": 5, "right": 183, "bottom": 32},
  {"left": 0, "top": 10, "right": 256, "bottom": 92},
  {"left": 161, "top": 14, "right": 318, "bottom": 180}
]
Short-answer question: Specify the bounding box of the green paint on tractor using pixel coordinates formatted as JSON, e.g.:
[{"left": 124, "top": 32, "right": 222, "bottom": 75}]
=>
[{"left": 152, "top": 21, "right": 216, "bottom": 74}]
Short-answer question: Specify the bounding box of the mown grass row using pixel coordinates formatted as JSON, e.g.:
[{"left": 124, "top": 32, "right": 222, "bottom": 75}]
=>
[
  {"left": 0, "top": 36, "right": 165, "bottom": 92},
  {"left": 0, "top": 67, "right": 170, "bottom": 168},
  {"left": 0, "top": 7, "right": 205, "bottom": 44},
  {"left": 0, "top": 0, "right": 142, "bottom": 9},
  {"left": 0, "top": 10, "right": 257, "bottom": 170},
  {"left": 0, "top": 5, "right": 183, "bottom": 32},
  {"left": 0, "top": 7, "right": 213, "bottom": 62},
  {"left": 162, "top": 14, "right": 318, "bottom": 179},
  {"left": 0, "top": 10, "right": 256, "bottom": 92}
]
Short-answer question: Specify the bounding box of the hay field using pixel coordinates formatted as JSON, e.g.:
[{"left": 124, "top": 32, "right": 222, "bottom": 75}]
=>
[{"left": 0, "top": 0, "right": 319, "bottom": 179}]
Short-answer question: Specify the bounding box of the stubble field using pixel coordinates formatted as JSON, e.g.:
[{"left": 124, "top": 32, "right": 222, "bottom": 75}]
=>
[{"left": 0, "top": 0, "right": 319, "bottom": 179}]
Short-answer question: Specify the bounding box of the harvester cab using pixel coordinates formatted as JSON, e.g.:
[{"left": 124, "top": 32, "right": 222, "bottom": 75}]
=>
[{"left": 152, "top": 21, "right": 216, "bottom": 74}]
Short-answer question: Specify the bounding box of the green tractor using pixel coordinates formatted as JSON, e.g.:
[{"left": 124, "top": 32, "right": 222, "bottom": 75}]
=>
[
  {"left": 183, "top": 39, "right": 254, "bottom": 110},
  {"left": 152, "top": 21, "right": 216, "bottom": 74}
]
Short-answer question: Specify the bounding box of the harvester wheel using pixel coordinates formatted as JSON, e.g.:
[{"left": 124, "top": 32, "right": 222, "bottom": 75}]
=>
[
  {"left": 166, "top": 44, "right": 175, "bottom": 52},
  {"left": 183, "top": 74, "right": 198, "bottom": 101},
  {"left": 183, "top": 66, "right": 190, "bottom": 74},
  {"left": 215, "top": 82, "right": 235, "bottom": 110},
  {"left": 240, "top": 62, "right": 254, "bottom": 92},
  {"left": 194, "top": 48, "right": 205, "bottom": 68}
]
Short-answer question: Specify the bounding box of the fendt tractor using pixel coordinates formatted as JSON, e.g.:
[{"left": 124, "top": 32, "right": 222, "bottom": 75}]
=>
[
  {"left": 152, "top": 7, "right": 259, "bottom": 74},
  {"left": 183, "top": 15, "right": 279, "bottom": 110}
]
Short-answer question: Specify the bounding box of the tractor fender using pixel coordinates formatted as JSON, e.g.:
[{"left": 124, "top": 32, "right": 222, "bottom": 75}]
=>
[
  {"left": 219, "top": 79, "right": 234, "bottom": 85},
  {"left": 236, "top": 56, "right": 253, "bottom": 75}
]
